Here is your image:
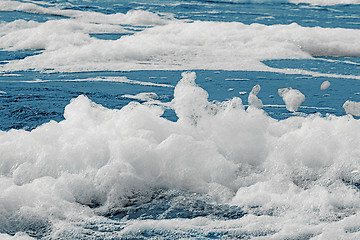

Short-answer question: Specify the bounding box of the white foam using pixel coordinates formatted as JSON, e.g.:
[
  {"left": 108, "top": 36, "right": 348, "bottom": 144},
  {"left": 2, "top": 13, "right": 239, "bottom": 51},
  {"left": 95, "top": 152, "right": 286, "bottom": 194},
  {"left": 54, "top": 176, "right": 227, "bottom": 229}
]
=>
[
  {"left": 1, "top": 21, "right": 360, "bottom": 75},
  {"left": 0, "top": 1, "right": 171, "bottom": 26},
  {"left": 278, "top": 87, "right": 305, "bottom": 112},
  {"left": 0, "top": 76, "right": 174, "bottom": 88},
  {"left": 225, "top": 78, "right": 250, "bottom": 81},
  {"left": 343, "top": 100, "right": 360, "bottom": 116},
  {"left": 0, "top": 233, "right": 35, "bottom": 240},
  {"left": 122, "top": 92, "right": 159, "bottom": 101},
  {"left": 317, "top": 57, "right": 360, "bottom": 66},
  {"left": 0, "top": 19, "right": 125, "bottom": 52},
  {"left": 320, "top": 80, "right": 331, "bottom": 90},
  {"left": 61, "top": 77, "right": 174, "bottom": 88},
  {"left": 217, "top": 0, "right": 360, "bottom": 4},
  {"left": 0, "top": 73, "right": 23, "bottom": 77},
  {"left": 248, "top": 84, "right": 263, "bottom": 108},
  {"left": 273, "top": 67, "right": 360, "bottom": 80},
  {"left": 1, "top": 72, "right": 360, "bottom": 238},
  {"left": 263, "top": 104, "right": 335, "bottom": 110},
  {"left": 290, "top": 0, "right": 360, "bottom": 5}
]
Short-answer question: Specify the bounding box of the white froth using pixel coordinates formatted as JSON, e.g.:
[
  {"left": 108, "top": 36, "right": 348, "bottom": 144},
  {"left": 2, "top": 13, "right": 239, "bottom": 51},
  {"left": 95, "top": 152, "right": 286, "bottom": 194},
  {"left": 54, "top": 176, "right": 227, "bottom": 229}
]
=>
[
  {"left": 0, "top": 19, "right": 113, "bottom": 51},
  {"left": 1, "top": 20, "right": 360, "bottom": 73},
  {"left": 0, "top": 1, "right": 171, "bottom": 26},
  {"left": 0, "top": 233, "right": 35, "bottom": 240},
  {"left": 1, "top": 73, "right": 360, "bottom": 239},
  {"left": 1, "top": 76, "right": 174, "bottom": 88},
  {"left": 290, "top": 0, "right": 360, "bottom": 5},
  {"left": 320, "top": 80, "right": 331, "bottom": 90},
  {"left": 248, "top": 84, "right": 263, "bottom": 108},
  {"left": 278, "top": 87, "right": 305, "bottom": 112},
  {"left": 343, "top": 100, "right": 360, "bottom": 116},
  {"left": 171, "top": 72, "right": 213, "bottom": 125},
  {"left": 62, "top": 77, "right": 174, "bottom": 88},
  {"left": 122, "top": 92, "right": 159, "bottom": 101},
  {"left": 225, "top": 78, "right": 250, "bottom": 81},
  {"left": 215, "top": 0, "right": 360, "bottom": 4}
]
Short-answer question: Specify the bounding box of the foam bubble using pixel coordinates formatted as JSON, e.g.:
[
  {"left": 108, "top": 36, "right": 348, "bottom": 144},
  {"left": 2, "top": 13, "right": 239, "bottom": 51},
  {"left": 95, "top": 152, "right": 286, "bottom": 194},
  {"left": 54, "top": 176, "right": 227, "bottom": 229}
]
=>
[
  {"left": 320, "top": 80, "right": 331, "bottom": 90},
  {"left": 248, "top": 84, "right": 263, "bottom": 108},
  {"left": 343, "top": 100, "right": 360, "bottom": 116},
  {"left": 278, "top": 87, "right": 305, "bottom": 112}
]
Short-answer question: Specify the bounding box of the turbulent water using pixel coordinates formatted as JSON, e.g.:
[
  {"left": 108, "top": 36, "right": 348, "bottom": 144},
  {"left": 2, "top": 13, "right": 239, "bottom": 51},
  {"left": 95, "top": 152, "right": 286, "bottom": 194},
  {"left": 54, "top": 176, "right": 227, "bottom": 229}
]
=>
[{"left": 1, "top": 0, "right": 360, "bottom": 239}]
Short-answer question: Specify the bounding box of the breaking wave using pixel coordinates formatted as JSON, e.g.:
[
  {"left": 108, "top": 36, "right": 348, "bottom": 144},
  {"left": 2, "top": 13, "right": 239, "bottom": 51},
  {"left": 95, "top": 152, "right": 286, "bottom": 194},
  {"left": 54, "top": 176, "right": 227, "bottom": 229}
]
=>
[{"left": 1, "top": 72, "right": 360, "bottom": 238}]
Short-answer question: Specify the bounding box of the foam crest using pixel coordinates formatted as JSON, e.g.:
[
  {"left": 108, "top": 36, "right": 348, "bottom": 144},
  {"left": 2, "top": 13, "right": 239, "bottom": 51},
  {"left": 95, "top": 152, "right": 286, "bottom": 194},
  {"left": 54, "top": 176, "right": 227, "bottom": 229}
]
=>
[{"left": 1, "top": 72, "right": 360, "bottom": 238}]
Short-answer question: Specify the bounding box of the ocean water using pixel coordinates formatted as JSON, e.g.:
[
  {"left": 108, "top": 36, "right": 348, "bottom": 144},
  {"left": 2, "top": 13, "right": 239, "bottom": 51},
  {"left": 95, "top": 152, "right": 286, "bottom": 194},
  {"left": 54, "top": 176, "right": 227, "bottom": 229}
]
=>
[{"left": 1, "top": 0, "right": 360, "bottom": 239}]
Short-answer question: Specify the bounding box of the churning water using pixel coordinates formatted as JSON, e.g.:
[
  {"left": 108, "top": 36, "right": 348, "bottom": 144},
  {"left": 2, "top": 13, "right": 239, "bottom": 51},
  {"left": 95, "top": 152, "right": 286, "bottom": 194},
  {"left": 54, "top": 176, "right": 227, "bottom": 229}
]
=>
[{"left": 1, "top": 0, "right": 360, "bottom": 239}]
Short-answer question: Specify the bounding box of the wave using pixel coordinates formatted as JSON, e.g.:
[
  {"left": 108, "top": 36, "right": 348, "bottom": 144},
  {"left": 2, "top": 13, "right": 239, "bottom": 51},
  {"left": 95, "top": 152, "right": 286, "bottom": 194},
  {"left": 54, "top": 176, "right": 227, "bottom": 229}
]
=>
[
  {"left": 1, "top": 19, "right": 360, "bottom": 75},
  {"left": 1, "top": 72, "right": 360, "bottom": 238},
  {"left": 203, "top": 0, "right": 360, "bottom": 5},
  {"left": 0, "top": 1, "right": 171, "bottom": 26},
  {"left": 289, "top": 0, "right": 360, "bottom": 5},
  {"left": 0, "top": 76, "right": 174, "bottom": 88}
]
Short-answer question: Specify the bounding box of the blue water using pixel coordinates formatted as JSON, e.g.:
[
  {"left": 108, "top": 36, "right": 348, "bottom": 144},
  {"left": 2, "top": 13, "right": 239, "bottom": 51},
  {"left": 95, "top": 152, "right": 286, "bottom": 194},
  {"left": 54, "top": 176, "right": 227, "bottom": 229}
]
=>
[
  {"left": 1, "top": 67, "right": 359, "bottom": 131},
  {"left": 1, "top": 0, "right": 359, "bottom": 130},
  {"left": 1, "top": 0, "right": 360, "bottom": 239}
]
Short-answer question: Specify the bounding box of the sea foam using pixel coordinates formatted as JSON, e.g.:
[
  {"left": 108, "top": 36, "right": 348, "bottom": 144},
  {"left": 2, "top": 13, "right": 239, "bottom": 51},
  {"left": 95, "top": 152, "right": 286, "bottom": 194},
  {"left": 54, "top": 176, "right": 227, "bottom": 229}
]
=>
[
  {"left": 248, "top": 84, "right": 263, "bottom": 108},
  {"left": 1, "top": 18, "right": 360, "bottom": 73},
  {"left": 0, "top": 1, "right": 171, "bottom": 26},
  {"left": 320, "top": 80, "right": 331, "bottom": 90},
  {"left": 278, "top": 87, "right": 305, "bottom": 112},
  {"left": 343, "top": 100, "right": 360, "bottom": 116},
  {"left": 210, "top": 0, "right": 360, "bottom": 4},
  {"left": 290, "top": 0, "right": 360, "bottom": 5},
  {"left": 1, "top": 72, "right": 360, "bottom": 238}
]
